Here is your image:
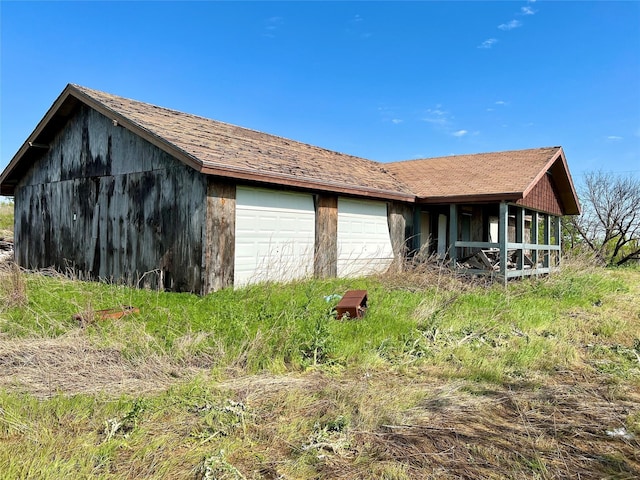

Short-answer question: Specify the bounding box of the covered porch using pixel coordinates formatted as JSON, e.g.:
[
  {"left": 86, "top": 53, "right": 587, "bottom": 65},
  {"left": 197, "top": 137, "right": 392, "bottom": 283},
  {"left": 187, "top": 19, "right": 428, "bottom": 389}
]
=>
[
  {"left": 413, "top": 202, "right": 561, "bottom": 282},
  {"left": 387, "top": 146, "right": 579, "bottom": 283}
]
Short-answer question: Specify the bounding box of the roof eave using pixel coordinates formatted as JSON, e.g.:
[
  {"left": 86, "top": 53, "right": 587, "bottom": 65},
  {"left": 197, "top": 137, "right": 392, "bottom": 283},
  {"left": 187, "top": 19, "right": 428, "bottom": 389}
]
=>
[
  {"left": 416, "top": 192, "right": 523, "bottom": 204},
  {"left": 201, "top": 165, "right": 415, "bottom": 202},
  {"left": 69, "top": 86, "right": 205, "bottom": 174}
]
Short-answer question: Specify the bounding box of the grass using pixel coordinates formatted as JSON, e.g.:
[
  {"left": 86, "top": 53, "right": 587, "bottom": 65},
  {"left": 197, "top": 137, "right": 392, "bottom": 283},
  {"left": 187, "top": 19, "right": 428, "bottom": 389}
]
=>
[
  {"left": 0, "top": 201, "right": 12, "bottom": 238},
  {"left": 1, "top": 255, "right": 639, "bottom": 477}
]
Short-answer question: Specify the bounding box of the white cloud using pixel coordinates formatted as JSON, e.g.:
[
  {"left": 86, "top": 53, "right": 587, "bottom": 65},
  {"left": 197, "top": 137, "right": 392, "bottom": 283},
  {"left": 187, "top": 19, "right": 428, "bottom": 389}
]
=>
[
  {"left": 498, "top": 20, "right": 522, "bottom": 31},
  {"left": 423, "top": 106, "right": 450, "bottom": 125},
  {"left": 263, "top": 16, "right": 283, "bottom": 37},
  {"left": 478, "top": 38, "right": 498, "bottom": 49},
  {"left": 607, "top": 135, "right": 623, "bottom": 141},
  {"left": 391, "top": 119, "right": 403, "bottom": 124},
  {"left": 495, "top": 100, "right": 508, "bottom": 105},
  {"left": 452, "top": 130, "right": 468, "bottom": 137},
  {"left": 521, "top": 6, "right": 536, "bottom": 15}
]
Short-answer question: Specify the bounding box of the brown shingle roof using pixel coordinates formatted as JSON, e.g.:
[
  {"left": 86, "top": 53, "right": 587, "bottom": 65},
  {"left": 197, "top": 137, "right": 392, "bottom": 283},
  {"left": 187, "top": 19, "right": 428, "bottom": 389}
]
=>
[
  {"left": 0, "top": 84, "right": 580, "bottom": 214},
  {"left": 70, "top": 85, "right": 413, "bottom": 200},
  {"left": 386, "top": 147, "right": 580, "bottom": 213}
]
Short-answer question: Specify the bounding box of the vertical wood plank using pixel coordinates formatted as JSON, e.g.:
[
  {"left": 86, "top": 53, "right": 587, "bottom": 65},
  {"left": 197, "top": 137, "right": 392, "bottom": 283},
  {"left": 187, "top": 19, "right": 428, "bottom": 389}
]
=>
[
  {"left": 387, "top": 201, "right": 412, "bottom": 272},
  {"left": 14, "top": 104, "right": 207, "bottom": 292},
  {"left": 314, "top": 194, "right": 338, "bottom": 278},
  {"left": 203, "top": 178, "right": 236, "bottom": 293}
]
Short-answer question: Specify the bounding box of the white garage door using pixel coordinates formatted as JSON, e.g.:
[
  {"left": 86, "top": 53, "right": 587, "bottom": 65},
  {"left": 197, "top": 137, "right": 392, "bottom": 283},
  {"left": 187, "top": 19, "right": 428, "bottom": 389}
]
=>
[
  {"left": 337, "top": 198, "right": 394, "bottom": 277},
  {"left": 235, "top": 186, "right": 315, "bottom": 286}
]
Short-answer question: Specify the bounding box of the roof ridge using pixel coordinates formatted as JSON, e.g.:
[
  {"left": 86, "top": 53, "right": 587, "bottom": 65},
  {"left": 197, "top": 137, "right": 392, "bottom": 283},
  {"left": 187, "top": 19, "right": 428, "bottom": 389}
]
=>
[{"left": 388, "top": 146, "right": 562, "bottom": 165}]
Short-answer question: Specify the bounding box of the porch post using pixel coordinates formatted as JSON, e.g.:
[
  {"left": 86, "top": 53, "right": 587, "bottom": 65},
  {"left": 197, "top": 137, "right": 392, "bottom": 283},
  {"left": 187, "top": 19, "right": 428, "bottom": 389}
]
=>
[
  {"left": 531, "top": 211, "right": 539, "bottom": 269},
  {"left": 554, "top": 215, "right": 561, "bottom": 268},
  {"left": 449, "top": 204, "right": 458, "bottom": 267},
  {"left": 516, "top": 206, "right": 525, "bottom": 271},
  {"left": 413, "top": 207, "right": 421, "bottom": 253},
  {"left": 499, "top": 202, "right": 508, "bottom": 284},
  {"left": 543, "top": 213, "right": 551, "bottom": 268}
]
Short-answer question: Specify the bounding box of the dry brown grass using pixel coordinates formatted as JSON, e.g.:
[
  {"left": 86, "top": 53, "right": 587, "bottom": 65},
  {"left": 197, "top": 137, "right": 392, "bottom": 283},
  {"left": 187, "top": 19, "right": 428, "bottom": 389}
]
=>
[
  {"left": 208, "top": 369, "right": 639, "bottom": 479},
  {"left": 0, "top": 201, "right": 13, "bottom": 240},
  {"left": 343, "top": 374, "right": 639, "bottom": 479},
  {"left": 0, "top": 263, "right": 26, "bottom": 310},
  {"left": 0, "top": 332, "right": 210, "bottom": 398}
]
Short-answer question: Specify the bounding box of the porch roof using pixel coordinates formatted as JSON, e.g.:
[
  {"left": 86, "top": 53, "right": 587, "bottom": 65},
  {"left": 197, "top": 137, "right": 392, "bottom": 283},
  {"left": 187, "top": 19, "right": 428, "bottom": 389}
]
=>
[{"left": 386, "top": 147, "right": 581, "bottom": 215}]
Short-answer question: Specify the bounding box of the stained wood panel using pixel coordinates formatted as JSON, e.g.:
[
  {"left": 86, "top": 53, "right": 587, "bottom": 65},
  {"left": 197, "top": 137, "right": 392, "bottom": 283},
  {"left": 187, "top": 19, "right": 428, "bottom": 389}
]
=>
[
  {"left": 203, "top": 179, "right": 236, "bottom": 293},
  {"left": 14, "top": 104, "right": 206, "bottom": 292},
  {"left": 314, "top": 194, "right": 338, "bottom": 278},
  {"left": 388, "top": 201, "right": 413, "bottom": 271}
]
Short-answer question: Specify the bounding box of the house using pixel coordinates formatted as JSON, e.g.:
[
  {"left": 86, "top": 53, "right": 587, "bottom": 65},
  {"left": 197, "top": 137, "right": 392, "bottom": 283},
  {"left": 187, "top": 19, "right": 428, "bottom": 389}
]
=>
[{"left": 0, "top": 84, "right": 580, "bottom": 293}]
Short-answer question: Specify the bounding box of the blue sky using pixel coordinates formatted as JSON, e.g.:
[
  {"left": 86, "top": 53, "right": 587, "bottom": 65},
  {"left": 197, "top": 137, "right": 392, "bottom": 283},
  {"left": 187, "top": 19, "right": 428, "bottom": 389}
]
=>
[{"left": 1, "top": 0, "right": 639, "bottom": 190}]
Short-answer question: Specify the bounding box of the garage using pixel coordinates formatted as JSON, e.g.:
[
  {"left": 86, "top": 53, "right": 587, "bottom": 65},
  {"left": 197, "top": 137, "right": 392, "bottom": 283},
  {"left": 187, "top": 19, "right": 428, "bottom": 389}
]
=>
[
  {"left": 234, "top": 186, "right": 315, "bottom": 286},
  {"left": 337, "top": 197, "right": 395, "bottom": 277}
]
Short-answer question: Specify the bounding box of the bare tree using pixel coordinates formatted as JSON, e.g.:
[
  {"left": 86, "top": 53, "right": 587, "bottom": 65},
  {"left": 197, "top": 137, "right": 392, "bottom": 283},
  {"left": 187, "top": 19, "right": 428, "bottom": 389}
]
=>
[{"left": 567, "top": 171, "right": 640, "bottom": 266}]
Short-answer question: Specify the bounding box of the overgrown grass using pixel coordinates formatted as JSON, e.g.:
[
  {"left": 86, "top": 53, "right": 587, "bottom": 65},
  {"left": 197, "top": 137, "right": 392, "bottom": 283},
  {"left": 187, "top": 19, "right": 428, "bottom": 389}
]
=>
[
  {"left": 1, "top": 262, "right": 639, "bottom": 478},
  {"left": 0, "top": 201, "right": 13, "bottom": 237},
  {"left": 1, "top": 263, "right": 637, "bottom": 380}
]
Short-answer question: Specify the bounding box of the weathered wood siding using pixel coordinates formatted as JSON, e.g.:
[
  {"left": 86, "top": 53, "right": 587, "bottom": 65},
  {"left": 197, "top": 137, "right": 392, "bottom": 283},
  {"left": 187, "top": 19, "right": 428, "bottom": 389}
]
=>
[
  {"left": 314, "top": 194, "right": 338, "bottom": 278},
  {"left": 203, "top": 179, "right": 236, "bottom": 293},
  {"left": 14, "top": 104, "right": 206, "bottom": 291},
  {"left": 517, "top": 172, "right": 563, "bottom": 216},
  {"left": 388, "top": 201, "right": 413, "bottom": 270}
]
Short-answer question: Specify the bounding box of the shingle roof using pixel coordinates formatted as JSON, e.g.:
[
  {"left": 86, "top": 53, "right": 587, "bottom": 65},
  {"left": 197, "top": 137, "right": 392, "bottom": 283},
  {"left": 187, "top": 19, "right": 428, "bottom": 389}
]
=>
[
  {"left": 69, "top": 85, "right": 413, "bottom": 200},
  {"left": 0, "top": 84, "right": 580, "bottom": 214},
  {"left": 385, "top": 147, "right": 580, "bottom": 213}
]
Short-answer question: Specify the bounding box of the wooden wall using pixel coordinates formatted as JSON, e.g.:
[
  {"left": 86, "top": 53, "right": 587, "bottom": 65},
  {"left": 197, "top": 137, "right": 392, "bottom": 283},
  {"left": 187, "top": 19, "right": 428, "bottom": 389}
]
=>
[
  {"left": 203, "top": 179, "right": 236, "bottom": 293},
  {"left": 517, "top": 172, "right": 563, "bottom": 216},
  {"left": 388, "top": 201, "right": 413, "bottom": 270},
  {"left": 14, "top": 104, "right": 207, "bottom": 292},
  {"left": 314, "top": 194, "right": 338, "bottom": 278}
]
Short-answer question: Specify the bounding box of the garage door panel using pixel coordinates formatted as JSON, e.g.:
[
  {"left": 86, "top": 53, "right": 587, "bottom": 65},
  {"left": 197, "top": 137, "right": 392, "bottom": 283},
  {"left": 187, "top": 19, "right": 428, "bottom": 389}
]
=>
[
  {"left": 235, "top": 187, "right": 315, "bottom": 286},
  {"left": 337, "top": 198, "right": 394, "bottom": 277}
]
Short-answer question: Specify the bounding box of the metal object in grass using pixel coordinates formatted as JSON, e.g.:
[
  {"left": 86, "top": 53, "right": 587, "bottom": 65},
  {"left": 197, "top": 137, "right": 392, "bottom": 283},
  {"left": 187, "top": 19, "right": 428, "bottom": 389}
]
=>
[{"left": 336, "top": 290, "right": 368, "bottom": 319}]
